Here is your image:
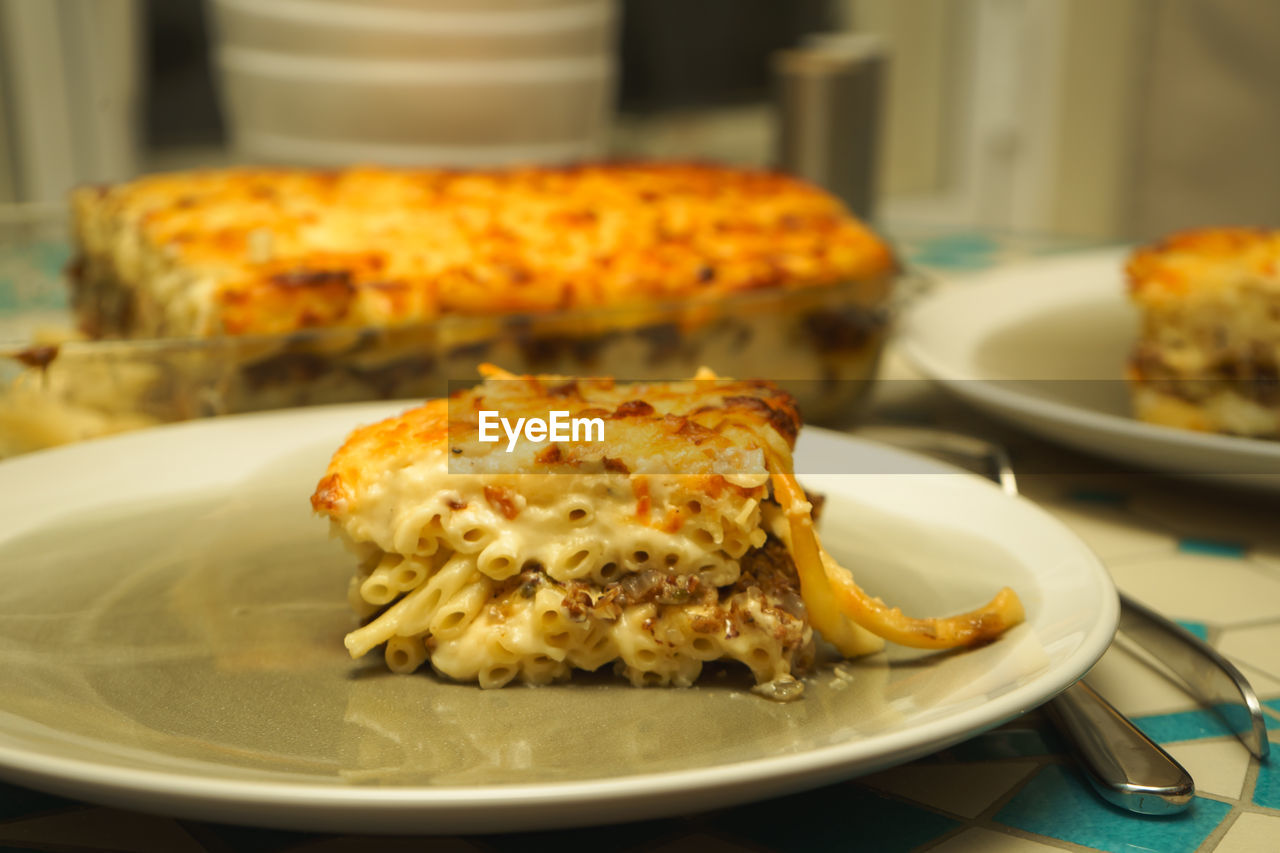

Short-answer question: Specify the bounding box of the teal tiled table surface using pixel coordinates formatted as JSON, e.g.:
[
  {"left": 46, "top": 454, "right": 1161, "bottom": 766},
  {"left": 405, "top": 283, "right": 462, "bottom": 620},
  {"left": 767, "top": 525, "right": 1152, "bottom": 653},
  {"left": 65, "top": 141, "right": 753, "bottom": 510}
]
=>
[{"left": 2, "top": 231, "right": 1279, "bottom": 852}]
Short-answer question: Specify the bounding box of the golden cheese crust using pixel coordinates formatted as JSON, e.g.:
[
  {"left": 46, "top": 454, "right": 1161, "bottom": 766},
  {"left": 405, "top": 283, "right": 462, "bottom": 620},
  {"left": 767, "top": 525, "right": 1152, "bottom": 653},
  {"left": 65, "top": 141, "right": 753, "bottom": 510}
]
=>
[
  {"left": 72, "top": 163, "right": 896, "bottom": 338},
  {"left": 311, "top": 367, "right": 800, "bottom": 523},
  {"left": 310, "top": 398, "right": 451, "bottom": 520},
  {"left": 1128, "top": 227, "right": 1280, "bottom": 304}
]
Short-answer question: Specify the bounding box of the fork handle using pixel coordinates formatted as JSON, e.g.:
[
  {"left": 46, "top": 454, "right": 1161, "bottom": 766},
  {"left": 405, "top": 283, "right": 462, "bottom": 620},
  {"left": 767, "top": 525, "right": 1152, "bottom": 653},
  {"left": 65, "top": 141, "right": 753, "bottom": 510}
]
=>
[{"left": 1046, "top": 680, "right": 1194, "bottom": 815}]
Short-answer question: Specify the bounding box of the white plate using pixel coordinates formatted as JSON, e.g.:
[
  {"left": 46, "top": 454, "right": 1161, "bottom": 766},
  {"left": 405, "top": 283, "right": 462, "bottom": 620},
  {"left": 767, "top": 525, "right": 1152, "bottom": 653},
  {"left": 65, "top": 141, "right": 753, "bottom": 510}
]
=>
[
  {"left": 900, "top": 249, "right": 1280, "bottom": 488},
  {"left": 0, "top": 403, "right": 1115, "bottom": 833}
]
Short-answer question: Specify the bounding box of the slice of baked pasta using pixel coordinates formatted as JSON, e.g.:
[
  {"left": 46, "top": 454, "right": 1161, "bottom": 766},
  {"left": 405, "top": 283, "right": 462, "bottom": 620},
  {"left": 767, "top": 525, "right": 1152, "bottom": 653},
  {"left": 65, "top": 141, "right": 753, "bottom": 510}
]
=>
[
  {"left": 1127, "top": 227, "right": 1280, "bottom": 437},
  {"left": 311, "top": 366, "right": 1023, "bottom": 698}
]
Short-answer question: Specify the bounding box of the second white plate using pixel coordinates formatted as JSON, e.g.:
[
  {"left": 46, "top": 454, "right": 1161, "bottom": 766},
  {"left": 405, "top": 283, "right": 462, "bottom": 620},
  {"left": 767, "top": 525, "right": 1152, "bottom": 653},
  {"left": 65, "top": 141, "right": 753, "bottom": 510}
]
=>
[{"left": 900, "top": 248, "right": 1280, "bottom": 488}]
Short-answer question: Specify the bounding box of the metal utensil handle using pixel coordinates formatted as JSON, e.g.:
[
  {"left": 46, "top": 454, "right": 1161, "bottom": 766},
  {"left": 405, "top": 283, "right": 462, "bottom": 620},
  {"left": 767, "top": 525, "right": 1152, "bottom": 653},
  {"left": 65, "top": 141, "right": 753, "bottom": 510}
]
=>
[
  {"left": 858, "top": 425, "right": 1196, "bottom": 814},
  {"left": 1045, "top": 681, "right": 1194, "bottom": 814},
  {"left": 1118, "top": 593, "right": 1270, "bottom": 760}
]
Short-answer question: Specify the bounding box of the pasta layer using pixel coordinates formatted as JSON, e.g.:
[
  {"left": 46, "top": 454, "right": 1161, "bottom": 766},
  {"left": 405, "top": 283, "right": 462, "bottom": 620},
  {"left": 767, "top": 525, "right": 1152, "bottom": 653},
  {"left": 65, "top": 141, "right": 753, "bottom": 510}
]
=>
[{"left": 354, "top": 540, "right": 814, "bottom": 690}]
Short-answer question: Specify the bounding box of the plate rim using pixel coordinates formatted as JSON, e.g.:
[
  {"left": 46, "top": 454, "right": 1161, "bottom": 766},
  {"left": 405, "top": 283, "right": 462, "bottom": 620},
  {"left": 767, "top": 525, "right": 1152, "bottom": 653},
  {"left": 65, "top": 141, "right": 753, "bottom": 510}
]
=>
[
  {"left": 899, "top": 249, "right": 1280, "bottom": 467},
  {"left": 0, "top": 404, "right": 1118, "bottom": 832}
]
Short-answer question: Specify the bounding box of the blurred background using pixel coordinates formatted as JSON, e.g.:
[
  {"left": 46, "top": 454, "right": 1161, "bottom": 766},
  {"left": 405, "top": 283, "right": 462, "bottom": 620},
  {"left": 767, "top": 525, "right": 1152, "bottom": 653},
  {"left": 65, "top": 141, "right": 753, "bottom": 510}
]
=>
[{"left": 0, "top": 0, "right": 1277, "bottom": 241}]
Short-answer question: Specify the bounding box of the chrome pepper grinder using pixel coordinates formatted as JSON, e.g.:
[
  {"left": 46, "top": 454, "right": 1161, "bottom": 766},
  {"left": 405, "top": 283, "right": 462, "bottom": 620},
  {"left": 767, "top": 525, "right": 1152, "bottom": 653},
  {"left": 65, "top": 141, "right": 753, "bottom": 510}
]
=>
[{"left": 773, "top": 34, "right": 887, "bottom": 222}]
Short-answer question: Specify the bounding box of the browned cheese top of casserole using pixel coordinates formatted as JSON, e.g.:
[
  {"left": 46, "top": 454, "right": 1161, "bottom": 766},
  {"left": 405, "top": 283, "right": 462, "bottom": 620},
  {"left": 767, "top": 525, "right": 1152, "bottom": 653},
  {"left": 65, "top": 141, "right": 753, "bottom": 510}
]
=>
[
  {"left": 312, "top": 368, "right": 801, "bottom": 541},
  {"left": 73, "top": 163, "right": 896, "bottom": 338},
  {"left": 1128, "top": 227, "right": 1280, "bottom": 306}
]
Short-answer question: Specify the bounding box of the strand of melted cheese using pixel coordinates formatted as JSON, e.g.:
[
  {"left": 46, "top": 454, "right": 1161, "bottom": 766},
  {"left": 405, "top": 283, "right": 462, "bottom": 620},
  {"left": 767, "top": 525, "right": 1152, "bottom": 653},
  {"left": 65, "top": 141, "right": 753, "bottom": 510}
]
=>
[{"left": 767, "top": 454, "right": 1025, "bottom": 652}]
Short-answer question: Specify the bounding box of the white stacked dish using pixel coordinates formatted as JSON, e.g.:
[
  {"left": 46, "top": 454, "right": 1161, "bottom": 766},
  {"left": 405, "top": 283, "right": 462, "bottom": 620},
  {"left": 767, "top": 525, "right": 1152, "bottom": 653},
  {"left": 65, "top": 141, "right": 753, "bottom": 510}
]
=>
[{"left": 208, "top": 0, "right": 617, "bottom": 166}]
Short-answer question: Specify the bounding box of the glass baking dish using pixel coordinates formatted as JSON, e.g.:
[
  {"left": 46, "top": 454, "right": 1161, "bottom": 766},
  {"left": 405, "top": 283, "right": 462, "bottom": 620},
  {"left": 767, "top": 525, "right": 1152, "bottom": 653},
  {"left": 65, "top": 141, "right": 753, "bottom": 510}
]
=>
[{"left": 0, "top": 206, "right": 901, "bottom": 457}]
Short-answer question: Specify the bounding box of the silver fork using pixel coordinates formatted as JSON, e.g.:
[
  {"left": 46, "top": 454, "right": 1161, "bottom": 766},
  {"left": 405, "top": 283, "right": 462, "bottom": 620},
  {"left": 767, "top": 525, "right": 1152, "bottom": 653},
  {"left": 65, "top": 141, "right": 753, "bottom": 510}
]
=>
[{"left": 860, "top": 426, "right": 1269, "bottom": 814}]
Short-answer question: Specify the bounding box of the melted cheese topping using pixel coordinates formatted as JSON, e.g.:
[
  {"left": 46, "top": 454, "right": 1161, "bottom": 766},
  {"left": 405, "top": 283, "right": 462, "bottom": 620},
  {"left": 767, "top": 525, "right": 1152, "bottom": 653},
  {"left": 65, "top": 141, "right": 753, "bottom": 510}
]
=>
[
  {"left": 1128, "top": 227, "right": 1280, "bottom": 305},
  {"left": 72, "top": 163, "right": 897, "bottom": 337}
]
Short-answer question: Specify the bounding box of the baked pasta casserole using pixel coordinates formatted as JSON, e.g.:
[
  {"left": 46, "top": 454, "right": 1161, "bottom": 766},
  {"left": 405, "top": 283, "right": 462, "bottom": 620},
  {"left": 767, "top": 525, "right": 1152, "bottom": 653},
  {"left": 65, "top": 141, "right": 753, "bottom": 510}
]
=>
[
  {"left": 0, "top": 163, "right": 901, "bottom": 455},
  {"left": 1128, "top": 227, "right": 1280, "bottom": 437},
  {"left": 311, "top": 366, "right": 1024, "bottom": 698}
]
